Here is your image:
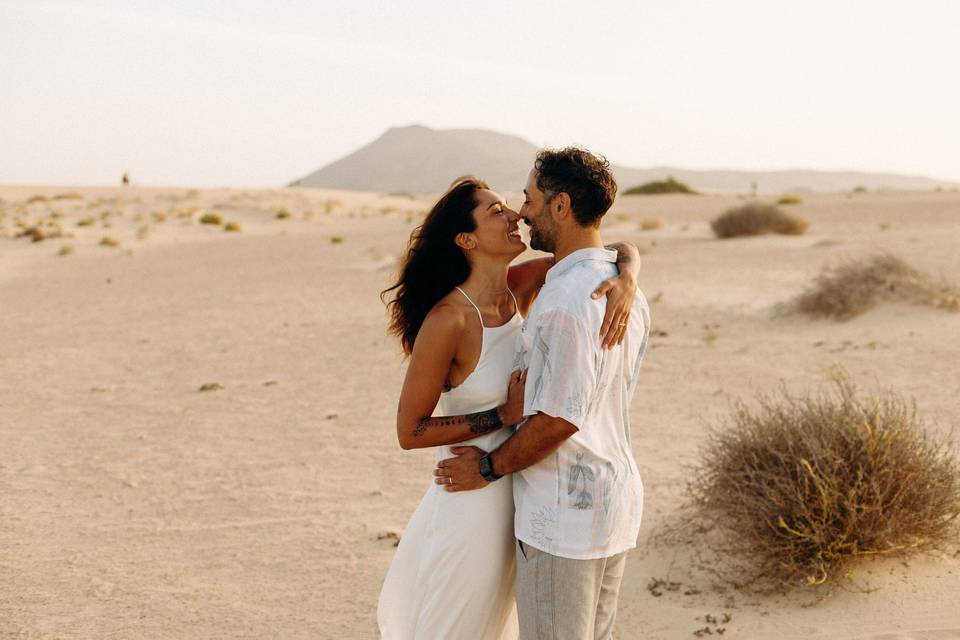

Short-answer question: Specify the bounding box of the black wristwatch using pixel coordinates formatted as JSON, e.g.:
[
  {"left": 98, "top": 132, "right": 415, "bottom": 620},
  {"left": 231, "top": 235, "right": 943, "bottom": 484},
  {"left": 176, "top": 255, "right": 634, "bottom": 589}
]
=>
[{"left": 478, "top": 452, "right": 502, "bottom": 482}]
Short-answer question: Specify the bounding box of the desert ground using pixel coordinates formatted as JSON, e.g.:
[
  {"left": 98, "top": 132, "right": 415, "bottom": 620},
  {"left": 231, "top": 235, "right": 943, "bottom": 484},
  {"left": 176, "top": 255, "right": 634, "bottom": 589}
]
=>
[{"left": 1, "top": 184, "right": 958, "bottom": 639}]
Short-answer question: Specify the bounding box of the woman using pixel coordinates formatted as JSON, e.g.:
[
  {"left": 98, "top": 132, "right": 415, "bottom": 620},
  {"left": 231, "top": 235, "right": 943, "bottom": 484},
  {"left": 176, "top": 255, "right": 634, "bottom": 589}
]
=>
[{"left": 378, "top": 177, "right": 639, "bottom": 639}]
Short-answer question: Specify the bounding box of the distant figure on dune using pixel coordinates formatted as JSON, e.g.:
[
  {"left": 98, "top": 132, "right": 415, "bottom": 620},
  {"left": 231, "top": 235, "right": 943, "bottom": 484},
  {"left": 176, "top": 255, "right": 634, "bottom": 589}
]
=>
[
  {"left": 122, "top": 172, "right": 129, "bottom": 186},
  {"left": 378, "top": 148, "right": 649, "bottom": 639}
]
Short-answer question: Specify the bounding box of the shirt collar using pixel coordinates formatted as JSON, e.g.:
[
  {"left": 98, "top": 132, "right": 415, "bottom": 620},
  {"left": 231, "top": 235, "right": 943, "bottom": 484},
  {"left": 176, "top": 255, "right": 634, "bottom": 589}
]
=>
[{"left": 545, "top": 247, "right": 617, "bottom": 283}]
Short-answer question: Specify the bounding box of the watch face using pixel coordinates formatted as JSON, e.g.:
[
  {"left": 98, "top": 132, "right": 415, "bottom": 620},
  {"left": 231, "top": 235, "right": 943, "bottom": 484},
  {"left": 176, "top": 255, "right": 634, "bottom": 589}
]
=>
[{"left": 479, "top": 455, "right": 492, "bottom": 476}]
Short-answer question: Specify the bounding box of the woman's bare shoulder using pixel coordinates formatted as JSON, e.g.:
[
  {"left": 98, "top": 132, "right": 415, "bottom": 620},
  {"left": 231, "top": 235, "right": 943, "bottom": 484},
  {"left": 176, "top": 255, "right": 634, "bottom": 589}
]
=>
[{"left": 420, "top": 293, "right": 472, "bottom": 338}]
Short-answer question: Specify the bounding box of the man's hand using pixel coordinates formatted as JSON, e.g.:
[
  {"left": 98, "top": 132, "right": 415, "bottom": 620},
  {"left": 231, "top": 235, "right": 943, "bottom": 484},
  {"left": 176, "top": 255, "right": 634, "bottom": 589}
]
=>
[{"left": 433, "top": 446, "right": 489, "bottom": 492}]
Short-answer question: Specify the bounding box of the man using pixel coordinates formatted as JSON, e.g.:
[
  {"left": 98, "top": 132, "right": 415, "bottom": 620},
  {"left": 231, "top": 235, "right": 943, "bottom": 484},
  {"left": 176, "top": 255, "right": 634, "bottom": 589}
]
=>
[{"left": 434, "top": 147, "right": 651, "bottom": 639}]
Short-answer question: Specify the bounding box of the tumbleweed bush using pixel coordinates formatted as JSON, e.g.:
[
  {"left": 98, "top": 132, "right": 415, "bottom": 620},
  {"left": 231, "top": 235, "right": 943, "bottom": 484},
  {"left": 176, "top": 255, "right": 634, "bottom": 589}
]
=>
[
  {"left": 685, "top": 377, "right": 960, "bottom": 594},
  {"left": 791, "top": 253, "right": 960, "bottom": 320},
  {"left": 711, "top": 202, "right": 808, "bottom": 238}
]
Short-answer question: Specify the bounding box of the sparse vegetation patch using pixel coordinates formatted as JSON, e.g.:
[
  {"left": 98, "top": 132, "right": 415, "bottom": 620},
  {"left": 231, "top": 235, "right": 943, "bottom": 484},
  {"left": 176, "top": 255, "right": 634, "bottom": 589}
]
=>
[
  {"left": 777, "top": 195, "right": 803, "bottom": 205},
  {"left": 624, "top": 176, "right": 698, "bottom": 196}
]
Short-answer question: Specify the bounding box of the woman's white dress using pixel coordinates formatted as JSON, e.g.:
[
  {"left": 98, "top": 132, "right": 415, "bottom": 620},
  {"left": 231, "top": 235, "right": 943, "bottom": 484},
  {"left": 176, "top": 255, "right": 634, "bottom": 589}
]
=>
[{"left": 378, "top": 291, "right": 521, "bottom": 640}]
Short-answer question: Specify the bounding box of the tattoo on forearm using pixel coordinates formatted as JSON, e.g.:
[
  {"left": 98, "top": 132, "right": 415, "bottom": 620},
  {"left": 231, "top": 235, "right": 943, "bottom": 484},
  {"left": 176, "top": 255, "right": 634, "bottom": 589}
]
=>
[
  {"left": 413, "top": 408, "right": 503, "bottom": 437},
  {"left": 413, "top": 415, "right": 460, "bottom": 437},
  {"left": 466, "top": 408, "right": 503, "bottom": 434}
]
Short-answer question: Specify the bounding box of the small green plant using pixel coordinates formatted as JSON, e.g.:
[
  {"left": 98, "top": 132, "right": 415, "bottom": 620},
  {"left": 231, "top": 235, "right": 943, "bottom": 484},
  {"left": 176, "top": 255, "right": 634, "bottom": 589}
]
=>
[
  {"left": 224, "top": 221, "right": 241, "bottom": 232},
  {"left": 198, "top": 382, "right": 224, "bottom": 392},
  {"left": 57, "top": 244, "right": 74, "bottom": 256},
  {"left": 330, "top": 236, "right": 344, "bottom": 244},
  {"left": 276, "top": 208, "right": 291, "bottom": 219},
  {"left": 852, "top": 185, "right": 868, "bottom": 193},
  {"left": 777, "top": 195, "right": 803, "bottom": 205},
  {"left": 99, "top": 236, "right": 119, "bottom": 247},
  {"left": 199, "top": 212, "right": 223, "bottom": 225},
  {"left": 76, "top": 217, "right": 96, "bottom": 227},
  {"left": 624, "top": 176, "right": 698, "bottom": 195}
]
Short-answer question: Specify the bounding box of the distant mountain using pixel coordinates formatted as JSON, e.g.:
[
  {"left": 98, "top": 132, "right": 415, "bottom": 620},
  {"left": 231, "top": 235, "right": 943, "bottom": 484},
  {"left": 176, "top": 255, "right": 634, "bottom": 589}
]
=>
[{"left": 290, "top": 125, "right": 954, "bottom": 194}]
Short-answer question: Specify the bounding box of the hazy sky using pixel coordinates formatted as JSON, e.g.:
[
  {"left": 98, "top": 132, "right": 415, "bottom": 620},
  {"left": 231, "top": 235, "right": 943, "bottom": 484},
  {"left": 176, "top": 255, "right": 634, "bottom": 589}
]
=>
[{"left": 2, "top": 0, "right": 959, "bottom": 187}]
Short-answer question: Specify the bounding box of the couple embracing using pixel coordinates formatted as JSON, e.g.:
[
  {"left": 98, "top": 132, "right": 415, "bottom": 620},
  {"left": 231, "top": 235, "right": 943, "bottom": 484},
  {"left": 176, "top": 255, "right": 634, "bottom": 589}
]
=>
[{"left": 378, "top": 147, "right": 651, "bottom": 640}]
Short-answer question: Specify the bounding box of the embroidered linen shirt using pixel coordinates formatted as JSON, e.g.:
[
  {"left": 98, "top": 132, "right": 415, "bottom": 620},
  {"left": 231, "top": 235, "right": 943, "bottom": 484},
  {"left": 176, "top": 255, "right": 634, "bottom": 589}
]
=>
[{"left": 513, "top": 247, "right": 651, "bottom": 560}]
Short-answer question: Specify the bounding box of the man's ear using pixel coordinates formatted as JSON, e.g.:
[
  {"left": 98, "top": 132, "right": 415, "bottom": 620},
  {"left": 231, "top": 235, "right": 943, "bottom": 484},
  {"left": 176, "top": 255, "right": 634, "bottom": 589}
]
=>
[
  {"left": 454, "top": 232, "right": 476, "bottom": 251},
  {"left": 551, "top": 192, "right": 572, "bottom": 222}
]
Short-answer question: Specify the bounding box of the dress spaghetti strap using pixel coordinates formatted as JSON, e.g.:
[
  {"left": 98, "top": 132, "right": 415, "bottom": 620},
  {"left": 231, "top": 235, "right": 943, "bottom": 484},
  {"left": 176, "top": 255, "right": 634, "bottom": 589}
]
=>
[
  {"left": 454, "top": 286, "right": 520, "bottom": 328},
  {"left": 506, "top": 288, "right": 519, "bottom": 317},
  {"left": 454, "top": 286, "right": 485, "bottom": 328}
]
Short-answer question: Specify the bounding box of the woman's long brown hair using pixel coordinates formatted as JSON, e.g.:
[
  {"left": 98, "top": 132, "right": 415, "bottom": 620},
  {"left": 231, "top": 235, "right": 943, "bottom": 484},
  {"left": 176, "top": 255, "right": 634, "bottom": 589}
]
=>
[{"left": 381, "top": 177, "right": 488, "bottom": 355}]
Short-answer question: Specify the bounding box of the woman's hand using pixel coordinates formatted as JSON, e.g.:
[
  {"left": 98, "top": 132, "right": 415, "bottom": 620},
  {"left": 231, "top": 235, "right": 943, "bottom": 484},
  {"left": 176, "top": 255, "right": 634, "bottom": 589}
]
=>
[
  {"left": 497, "top": 368, "right": 527, "bottom": 426},
  {"left": 592, "top": 270, "right": 637, "bottom": 349}
]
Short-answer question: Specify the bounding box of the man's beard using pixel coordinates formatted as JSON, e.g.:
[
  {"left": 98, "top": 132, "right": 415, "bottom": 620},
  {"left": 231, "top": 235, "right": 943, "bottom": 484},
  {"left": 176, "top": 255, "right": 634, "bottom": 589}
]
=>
[{"left": 527, "top": 208, "right": 555, "bottom": 253}]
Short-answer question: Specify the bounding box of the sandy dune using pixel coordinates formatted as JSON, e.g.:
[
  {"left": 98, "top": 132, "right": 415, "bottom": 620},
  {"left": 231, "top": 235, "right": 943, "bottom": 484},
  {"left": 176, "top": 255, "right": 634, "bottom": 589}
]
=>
[{"left": 1, "top": 185, "right": 958, "bottom": 639}]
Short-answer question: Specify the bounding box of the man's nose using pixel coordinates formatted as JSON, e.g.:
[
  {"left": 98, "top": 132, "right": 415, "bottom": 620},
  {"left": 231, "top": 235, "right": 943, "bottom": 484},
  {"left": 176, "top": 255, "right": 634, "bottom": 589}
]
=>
[{"left": 506, "top": 208, "right": 520, "bottom": 222}]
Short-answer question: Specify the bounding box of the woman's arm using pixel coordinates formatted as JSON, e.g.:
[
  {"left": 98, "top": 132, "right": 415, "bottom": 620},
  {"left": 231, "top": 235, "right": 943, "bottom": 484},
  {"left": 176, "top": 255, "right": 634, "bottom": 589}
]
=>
[
  {"left": 507, "top": 242, "right": 641, "bottom": 348},
  {"left": 395, "top": 306, "right": 526, "bottom": 450},
  {"left": 507, "top": 256, "right": 554, "bottom": 317},
  {"left": 592, "top": 242, "right": 642, "bottom": 348}
]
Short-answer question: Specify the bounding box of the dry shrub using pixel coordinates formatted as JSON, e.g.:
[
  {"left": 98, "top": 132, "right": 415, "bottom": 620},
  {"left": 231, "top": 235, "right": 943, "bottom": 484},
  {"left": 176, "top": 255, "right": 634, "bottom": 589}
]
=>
[
  {"left": 99, "top": 236, "right": 119, "bottom": 247},
  {"left": 711, "top": 202, "right": 808, "bottom": 238},
  {"left": 792, "top": 253, "right": 960, "bottom": 320},
  {"left": 224, "top": 221, "right": 241, "bottom": 232},
  {"left": 777, "top": 195, "right": 803, "bottom": 205},
  {"left": 640, "top": 217, "right": 662, "bottom": 231},
  {"left": 276, "top": 208, "right": 292, "bottom": 219},
  {"left": 685, "top": 377, "right": 960, "bottom": 594}
]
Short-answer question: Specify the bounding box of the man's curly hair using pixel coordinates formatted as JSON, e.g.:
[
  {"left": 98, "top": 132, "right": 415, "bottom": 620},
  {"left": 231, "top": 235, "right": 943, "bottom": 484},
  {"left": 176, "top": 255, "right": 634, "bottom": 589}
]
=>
[{"left": 534, "top": 147, "right": 617, "bottom": 227}]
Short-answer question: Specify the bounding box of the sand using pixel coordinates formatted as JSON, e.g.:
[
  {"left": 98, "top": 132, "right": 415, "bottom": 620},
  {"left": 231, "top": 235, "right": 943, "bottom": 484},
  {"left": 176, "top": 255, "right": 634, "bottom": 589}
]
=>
[{"left": 1, "top": 184, "right": 958, "bottom": 639}]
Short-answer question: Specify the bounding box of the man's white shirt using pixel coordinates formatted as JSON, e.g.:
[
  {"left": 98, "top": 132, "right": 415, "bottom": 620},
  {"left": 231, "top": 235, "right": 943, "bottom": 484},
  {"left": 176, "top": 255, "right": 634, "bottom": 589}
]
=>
[{"left": 513, "top": 248, "right": 650, "bottom": 560}]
